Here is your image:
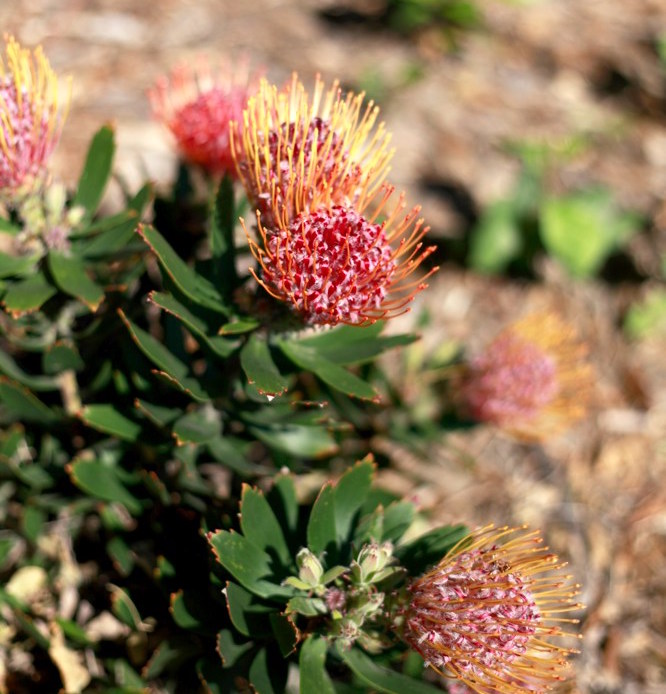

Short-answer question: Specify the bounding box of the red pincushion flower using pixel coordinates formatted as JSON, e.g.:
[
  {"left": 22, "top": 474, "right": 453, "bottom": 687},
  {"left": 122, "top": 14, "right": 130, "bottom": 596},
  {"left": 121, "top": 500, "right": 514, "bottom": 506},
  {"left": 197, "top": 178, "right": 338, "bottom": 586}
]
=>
[
  {"left": 0, "top": 36, "right": 68, "bottom": 196},
  {"left": 401, "top": 526, "right": 581, "bottom": 694},
  {"left": 232, "top": 73, "right": 393, "bottom": 228},
  {"left": 150, "top": 57, "right": 259, "bottom": 176},
  {"left": 458, "top": 313, "right": 593, "bottom": 441},
  {"left": 244, "top": 187, "right": 436, "bottom": 326}
]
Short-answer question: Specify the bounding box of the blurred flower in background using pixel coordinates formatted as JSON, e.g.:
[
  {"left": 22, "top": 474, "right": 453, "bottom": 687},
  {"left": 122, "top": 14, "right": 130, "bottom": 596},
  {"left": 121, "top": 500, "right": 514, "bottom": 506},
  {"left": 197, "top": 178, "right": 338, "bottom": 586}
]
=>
[
  {"left": 0, "top": 35, "right": 69, "bottom": 200},
  {"left": 457, "top": 312, "right": 594, "bottom": 441},
  {"left": 149, "top": 56, "right": 260, "bottom": 177},
  {"left": 401, "top": 525, "right": 581, "bottom": 694}
]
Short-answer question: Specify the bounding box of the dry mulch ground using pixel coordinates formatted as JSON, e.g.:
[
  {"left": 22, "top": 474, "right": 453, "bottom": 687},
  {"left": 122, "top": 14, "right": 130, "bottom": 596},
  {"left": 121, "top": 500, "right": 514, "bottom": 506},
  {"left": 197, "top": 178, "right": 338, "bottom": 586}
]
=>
[{"left": 3, "top": 1, "right": 666, "bottom": 692}]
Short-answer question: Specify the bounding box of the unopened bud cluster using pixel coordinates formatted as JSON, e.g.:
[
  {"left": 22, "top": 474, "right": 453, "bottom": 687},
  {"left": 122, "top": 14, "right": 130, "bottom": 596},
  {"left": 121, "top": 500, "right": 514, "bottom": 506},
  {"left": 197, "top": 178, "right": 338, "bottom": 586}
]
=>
[{"left": 284, "top": 541, "right": 403, "bottom": 651}]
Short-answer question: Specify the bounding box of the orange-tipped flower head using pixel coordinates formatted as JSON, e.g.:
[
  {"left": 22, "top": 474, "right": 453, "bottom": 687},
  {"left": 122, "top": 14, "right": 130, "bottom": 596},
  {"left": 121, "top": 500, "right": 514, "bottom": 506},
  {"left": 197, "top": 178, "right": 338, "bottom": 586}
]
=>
[
  {"left": 459, "top": 313, "right": 593, "bottom": 441},
  {"left": 243, "top": 185, "right": 437, "bottom": 326},
  {"left": 402, "top": 525, "right": 581, "bottom": 694},
  {"left": 232, "top": 73, "right": 394, "bottom": 228},
  {"left": 149, "top": 56, "right": 259, "bottom": 177},
  {"left": 0, "top": 35, "right": 68, "bottom": 196}
]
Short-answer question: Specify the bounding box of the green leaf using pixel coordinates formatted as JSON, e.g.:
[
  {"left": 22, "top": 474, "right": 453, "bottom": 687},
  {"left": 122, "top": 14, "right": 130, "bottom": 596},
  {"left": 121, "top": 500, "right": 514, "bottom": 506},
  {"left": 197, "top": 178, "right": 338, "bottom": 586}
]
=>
[
  {"left": 48, "top": 251, "right": 104, "bottom": 310},
  {"left": 277, "top": 339, "right": 377, "bottom": 400},
  {"left": 0, "top": 250, "right": 41, "bottom": 278},
  {"left": 297, "top": 322, "right": 418, "bottom": 365},
  {"left": 285, "top": 596, "right": 327, "bottom": 617},
  {"left": 206, "top": 436, "right": 259, "bottom": 476},
  {"left": 69, "top": 459, "right": 142, "bottom": 514},
  {"left": 2, "top": 272, "right": 56, "bottom": 315},
  {"left": 110, "top": 587, "right": 143, "bottom": 630},
  {"left": 396, "top": 524, "right": 468, "bottom": 575},
  {"left": 0, "top": 378, "right": 60, "bottom": 423},
  {"left": 0, "top": 350, "right": 59, "bottom": 391},
  {"left": 208, "top": 530, "right": 293, "bottom": 599},
  {"left": 380, "top": 501, "right": 416, "bottom": 543},
  {"left": 240, "top": 485, "right": 292, "bottom": 569},
  {"left": 468, "top": 199, "right": 522, "bottom": 274},
  {"left": 218, "top": 318, "right": 260, "bottom": 335},
  {"left": 22, "top": 506, "right": 46, "bottom": 544},
  {"left": 42, "top": 342, "right": 85, "bottom": 375},
  {"left": 119, "top": 310, "right": 209, "bottom": 401},
  {"left": 300, "top": 635, "right": 335, "bottom": 694},
  {"left": 135, "top": 399, "right": 181, "bottom": 428},
  {"left": 338, "top": 646, "right": 443, "bottom": 694},
  {"left": 240, "top": 334, "right": 290, "bottom": 397},
  {"left": 172, "top": 408, "right": 222, "bottom": 444},
  {"left": 217, "top": 629, "right": 254, "bottom": 669},
  {"left": 210, "top": 173, "right": 238, "bottom": 301},
  {"left": 107, "top": 536, "right": 134, "bottom": 576},
  {"left": 269, "top": 612, "right": 299, "bottom": 657},
  {"left": 248, "top": 421, "right": 338, "bottom": 459},
  {"left": 74, "top": 210, "right": 140, "bottom": 258},
  {"left": 0, "top": 218, "right": 20, "bottom": 234},
  {"left": 138, "top": 224, "right": 228, "bottom": 314},
  {"left": 249, "top": 647, "right": 287, "bottom": 694},
  {"left": 267, "top": 475, "right": 299, "bottom": 542},
  {"left": 224, "top": 581, "right": 274, "bottom": 637},
  {"left": 333, "top": 458, "right": 374, "bottom": 553},
  {"left": 540, "top": 190, "right": 639, "bottom": 277},
  {"left": 79, "top": 404, "right": 142, "bottom": 442},
  {"left": 73, "top": 125, "right": 115, "bottom": 220},
  {"left": 149, "top": 291, "right": 237, "bottom": 359},
  {"left": 170, "top": 589, "right": 217, "bottom": 633},
  {"left": 624, "top": 287, "right": 666, "bottom": 339},
  {"left": 307, "top": 483, "right": 337, "bottom": 557}
]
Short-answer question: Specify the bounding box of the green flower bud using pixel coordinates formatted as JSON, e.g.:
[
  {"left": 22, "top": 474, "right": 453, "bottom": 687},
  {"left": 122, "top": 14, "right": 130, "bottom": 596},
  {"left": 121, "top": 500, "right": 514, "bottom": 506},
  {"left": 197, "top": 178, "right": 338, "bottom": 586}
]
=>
[
  {"left": 355, "top": 541, "right": 394, "bottom": 583},
  {"left": 296, "top": 548, "right": 324, "bottom": 587}
]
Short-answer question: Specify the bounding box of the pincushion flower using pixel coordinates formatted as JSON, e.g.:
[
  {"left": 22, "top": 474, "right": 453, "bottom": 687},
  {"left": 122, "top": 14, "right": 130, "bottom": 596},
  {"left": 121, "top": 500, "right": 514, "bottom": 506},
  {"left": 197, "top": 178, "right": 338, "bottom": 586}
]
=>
[
  {"left": 401, "top": 525, "right": 581, "bottom": 694},
  {"left": 0, "top": 35, "right": 68, "bottom": 197},
  {"left": 232, "top": 73, "right": 393, "bottom": 227},
  {"left": 458, "top": 312, "right": 593, "bottom": 441},
  {"left": 242, "top": 184, "right": 436, "bottom": 326},
  {"left": 149, "top": 56, "right": 259, "bottom": 177}
]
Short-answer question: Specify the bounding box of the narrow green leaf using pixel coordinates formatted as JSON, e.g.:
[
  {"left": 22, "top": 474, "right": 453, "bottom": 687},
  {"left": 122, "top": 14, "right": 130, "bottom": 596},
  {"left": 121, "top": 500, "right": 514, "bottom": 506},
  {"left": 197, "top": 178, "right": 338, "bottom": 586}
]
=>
[
  {"left": 149, "top": 291, "right": 237, "bottom": 359},
  {"left": 138, "top": 225, "right": 228, "bottom": 314},
  {"left": 210, "top": 173, "right": 238, "bottom": 300},
  {"left": 248, "top": 422, "right": 338, "bottom": 459},
  {"left": 48, "top": 252, "right": 104, "bottom": 310},
  {"left": 333, "top": 458, "right": 375, "bottom": 553},
  {"left": 338, "top": 646, "right": 443, "bottom": 694},
  {"left": 218, "top": 318, "right": 260, "bottom": 335},
  {"left": 2, "top": 272, "right": 56, "bottom": 315},
  {"left": 239, "top": 485, "right": 292, "bottom": 569},
  {"left": 75, "top": 211, "right": 139, "bottom": 258},
  {"left": 206, "top": 437, "right": 258, "bottom": 476},
  {"left": 69, "top": 459, "right": 142, "bottom": 514},
  {"left": 135, "top": 399, "right": 181, "bottom": 428},
  {"left": 267, "top": 475, "right": 299, "bottom": 541},
  {"left": 79, "top": 404, "right": 142, "bottom": 442},
  {"left": 119, "top": 310, "right": 209, "bottom": 401},
  {"left": 170, "top": 589, "right": 216, "bottom": 633},
  {"left": 0, "top": 378, "right": 60, "bottom": 423},
  {"left": 300, "top": 635, "right": 335, "bottom": 694},
  {"left": 240, "top": 334, "right": 289, "bottom": 397},
  {"left": 73, "top": 125, "right": 115, "bottom": 220},
  {"left": 307, "top": 483, "right": 337, "bottom": 556},
  {"left": 277, "top": 339, "right": 377, "bottom": 401},
  {"left": 297, "top": 322, "right": 418, "bottom": 365}
]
